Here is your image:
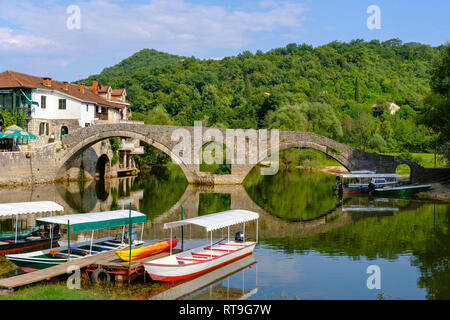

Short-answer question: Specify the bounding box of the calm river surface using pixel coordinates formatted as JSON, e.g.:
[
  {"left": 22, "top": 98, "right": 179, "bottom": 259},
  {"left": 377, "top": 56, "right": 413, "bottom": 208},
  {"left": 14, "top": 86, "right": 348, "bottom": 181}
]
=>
[{"left": 0, "top": 165, "right": 449, "bottom": 300}]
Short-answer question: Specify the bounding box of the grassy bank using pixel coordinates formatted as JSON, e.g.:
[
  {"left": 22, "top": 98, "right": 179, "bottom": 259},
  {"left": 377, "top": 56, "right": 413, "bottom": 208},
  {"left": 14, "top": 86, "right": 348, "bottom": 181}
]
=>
[
  {"left": 0, "top": 278, "right": 163, "bottom": 300},
  {"left": 0, "top": 282, "right": 116, "bottom": 300}
]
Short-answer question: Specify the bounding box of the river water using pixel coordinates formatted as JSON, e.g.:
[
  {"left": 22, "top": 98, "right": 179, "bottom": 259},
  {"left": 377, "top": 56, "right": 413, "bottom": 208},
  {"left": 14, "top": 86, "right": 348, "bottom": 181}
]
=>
[{"left": 0, "top": 164, "right": 449, "bottom": 300}]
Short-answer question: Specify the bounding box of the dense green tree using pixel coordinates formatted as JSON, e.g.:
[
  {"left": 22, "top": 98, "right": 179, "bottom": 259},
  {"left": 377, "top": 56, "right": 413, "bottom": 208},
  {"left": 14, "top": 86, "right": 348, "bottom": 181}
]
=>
[
  {"left": 423, "top": 44, "right": 450, "bottom": 161},
  {"left": 76, "top": 39, "right": 443, "bottom": 157}
]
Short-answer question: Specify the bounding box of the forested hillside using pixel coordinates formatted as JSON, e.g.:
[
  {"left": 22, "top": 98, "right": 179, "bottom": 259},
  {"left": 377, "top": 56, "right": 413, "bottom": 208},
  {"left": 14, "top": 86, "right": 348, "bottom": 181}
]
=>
[{"left": 78, "top": 39, "right": 446, "bottom": 156}]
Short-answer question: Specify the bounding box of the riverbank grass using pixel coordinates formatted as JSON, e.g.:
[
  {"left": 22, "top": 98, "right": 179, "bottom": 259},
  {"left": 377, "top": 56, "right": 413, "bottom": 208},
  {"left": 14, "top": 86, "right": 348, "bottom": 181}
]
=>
[{"left": 0, "top": 282, "right": 117, "bottom": 300}]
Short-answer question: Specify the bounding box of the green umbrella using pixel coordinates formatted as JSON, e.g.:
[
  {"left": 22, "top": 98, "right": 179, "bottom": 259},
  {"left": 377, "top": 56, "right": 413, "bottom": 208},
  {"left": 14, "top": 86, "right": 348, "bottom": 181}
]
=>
[{"left": 1, "top": 125, "right": 38, "bottom": 140}]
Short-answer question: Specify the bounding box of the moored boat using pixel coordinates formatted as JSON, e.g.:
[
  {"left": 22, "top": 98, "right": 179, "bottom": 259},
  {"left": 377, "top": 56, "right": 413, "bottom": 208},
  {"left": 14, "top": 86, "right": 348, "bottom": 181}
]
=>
[
  {"left": 334, "top": 171, "right": 399, "bottom": 194},
  {"left": 115, "top": 238, "right": 179, "bottom": 261},
  {"left": 373, "top": 184, "right": 432, "bottom": 196},
  {"left": 0, "top": 201, "right": 64, "bottom": 255},
  {"left": 334, "top": 171, "right": 432, "bottom": 196},
  {"left": 142, "top": 209, "right": 259, "bottom": 282}
]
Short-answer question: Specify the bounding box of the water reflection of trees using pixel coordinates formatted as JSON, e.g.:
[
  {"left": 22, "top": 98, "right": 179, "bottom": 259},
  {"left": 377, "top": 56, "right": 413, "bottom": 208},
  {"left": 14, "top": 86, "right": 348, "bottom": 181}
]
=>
[
  {"left": 411, "top": 205, "right": 450, "bottom": 299},
  {"left": 263, "top": 202, "right": 450, "bottom": 299},
  {"left": 131, "top": 165, "right": 188, "bottom": 219},
  {"left": 53, "top": 165, "right": 450, "bottom": 299}
]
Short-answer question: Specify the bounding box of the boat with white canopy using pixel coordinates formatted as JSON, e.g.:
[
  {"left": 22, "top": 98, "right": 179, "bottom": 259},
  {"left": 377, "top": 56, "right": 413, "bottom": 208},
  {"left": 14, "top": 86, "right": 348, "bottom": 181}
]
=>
[
  {"left": 142, "top": 209, "right": 259, "bottom": 282},
  {"left": 334, "top": 171, "right": 399, "bottom": 194},
  {"left": 334, "top": 171, "right": 431, "bottom": 196},
  {"left": 0, "top": 201, "right": 63, "bottom": 255},
  {"left": 6, "top": 209, "right": 147, "bottom": 272}
]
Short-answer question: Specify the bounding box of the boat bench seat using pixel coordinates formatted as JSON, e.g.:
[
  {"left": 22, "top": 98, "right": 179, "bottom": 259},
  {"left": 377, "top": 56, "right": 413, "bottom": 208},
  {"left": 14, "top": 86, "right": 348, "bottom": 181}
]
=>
[
  {"left": 177, "top": 256, "right": 211, "bottom": 262},
  {"left": 69, "top": 248, "right": 94, "bottom": 255},
  {"left": 53, "top": 252, "right": 83, "bottom": 259},
  {"left": 192, "top": 251, "right": 224, "bottom": 258},
  {"left": 91, "top": 244, "right": 115, "bottom": 251},
  {"left": 204, "top": 247, "right": 234, "bottom": 252},
  {"left": 103, "top": 241, "right": 123, "bottom": 247},
  {"left": 26, "top": 236, "right": 42, "bottom": 241},
  {"left": 219, "top": 242, "right": 247, "bottom": 247}
]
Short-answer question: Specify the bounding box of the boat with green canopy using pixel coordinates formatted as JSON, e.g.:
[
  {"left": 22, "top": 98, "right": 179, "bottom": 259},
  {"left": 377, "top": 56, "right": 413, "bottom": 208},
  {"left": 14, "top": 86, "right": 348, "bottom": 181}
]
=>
[{"left": 6, "top": 209, "right": 147, "bottom": 272}]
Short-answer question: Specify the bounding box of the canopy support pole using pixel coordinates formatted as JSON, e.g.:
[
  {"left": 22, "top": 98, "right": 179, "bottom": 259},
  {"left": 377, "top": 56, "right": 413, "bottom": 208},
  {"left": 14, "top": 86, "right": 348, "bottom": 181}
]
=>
[
  {"left": 170, "top": 228, "right": 172, "bottom": 256},
  {"left": 89, "top": 230, "right": 94, "bottom": 255},
  {"left": 210, "top": 231, "right": 212, "bottom": 259},
  {"left": 140, "top": 223, "right": 144, "bottom": 242},
  {"left": 50, "top": 224, "right": 53, "bottom": 250},
  {"left": 181, "top": 206, "right": 184, "bottom": 252},
  {"left": 121, "top": 225, "right": 125, "bottom": 245},
  {"left": 227, "top": 226, "right": 230, "bottom": 253},
  {"left": 14, "top": 214, "right": 18, "bottom": 243},
  {"left": 67, "top": 220, "right": 71, "bottom": 261}
]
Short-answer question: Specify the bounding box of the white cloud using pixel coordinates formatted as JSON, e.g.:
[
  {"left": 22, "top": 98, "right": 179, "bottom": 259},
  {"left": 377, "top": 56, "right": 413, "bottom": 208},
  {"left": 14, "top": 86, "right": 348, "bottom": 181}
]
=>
[
  {"left": 0, "top": 0, "right": 308, "bottom": 78},
  {"left": 0, "top": 28, "right": 53, "bottom": 49}
]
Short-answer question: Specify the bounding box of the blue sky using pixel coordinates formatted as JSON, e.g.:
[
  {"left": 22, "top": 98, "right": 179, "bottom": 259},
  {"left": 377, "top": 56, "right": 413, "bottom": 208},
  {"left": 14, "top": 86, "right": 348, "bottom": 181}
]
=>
[{"left": 0, "top": 0, "right": 448, "bottom": 81}]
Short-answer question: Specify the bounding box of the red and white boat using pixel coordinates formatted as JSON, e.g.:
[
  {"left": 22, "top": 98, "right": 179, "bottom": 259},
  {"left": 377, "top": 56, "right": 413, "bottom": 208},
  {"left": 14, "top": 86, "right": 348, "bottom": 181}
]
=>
[{"left": 142, "top": 209, "right": 259, "bottom": 282}]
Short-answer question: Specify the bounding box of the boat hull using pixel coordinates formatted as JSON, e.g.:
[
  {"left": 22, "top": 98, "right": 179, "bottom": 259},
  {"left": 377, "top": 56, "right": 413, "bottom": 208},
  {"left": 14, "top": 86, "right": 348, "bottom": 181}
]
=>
[
  {"left": 143, "top": 242, "right": 256, "bottom": 282},
  {"left": 0, "top": 236, "right": 61, "bottom": 255},
  {"left": 6, "top": 236, "right": 131, "bottom": 272},
  {"left": 373, "top": 185, "right": 432, "bottom": 196}
]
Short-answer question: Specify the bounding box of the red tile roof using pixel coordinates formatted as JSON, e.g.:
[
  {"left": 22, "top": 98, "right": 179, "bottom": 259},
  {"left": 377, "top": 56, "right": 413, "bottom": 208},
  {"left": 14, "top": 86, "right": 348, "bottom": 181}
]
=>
[
  {"left": 111, "top": 89, "right": 124, "bottom": 96},
  {"left": 0, "top": 70, "right": 127, "bottom": 109}
]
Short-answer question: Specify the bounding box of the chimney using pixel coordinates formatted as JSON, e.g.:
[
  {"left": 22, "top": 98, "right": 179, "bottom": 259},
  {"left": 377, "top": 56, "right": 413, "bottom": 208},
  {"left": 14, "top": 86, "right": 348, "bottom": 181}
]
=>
[
  {"left": 79, "top": 83, "right": 85, "bottom": 93},
  {"left": 42, "top": 77, "right": 52, "bottom": 87},
  {"left": 92, "top": 80, "right": 99, "bottom": 94},
  {"left": 62, "top": 81, "right": 69, "bottom": 91}
]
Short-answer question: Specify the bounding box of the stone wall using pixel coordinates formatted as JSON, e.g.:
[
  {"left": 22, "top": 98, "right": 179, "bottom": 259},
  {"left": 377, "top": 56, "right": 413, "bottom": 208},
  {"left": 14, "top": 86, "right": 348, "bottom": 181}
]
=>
[{"left": 0, "top": 143, "right": 59, "bottom": 185}]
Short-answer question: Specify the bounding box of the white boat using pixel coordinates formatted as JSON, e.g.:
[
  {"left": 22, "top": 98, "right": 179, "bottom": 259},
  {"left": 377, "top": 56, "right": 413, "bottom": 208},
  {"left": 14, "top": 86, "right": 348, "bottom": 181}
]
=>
[
  {"left": 334, "top": 171, "right": 432, "bottom": 196},
  {"left": 334, "top": 171, "right": 399, "bottom": 194},
  {"left": 0, "top": 201, "right": 64, "bottom": 254},
  {"left": 142, "top": 209, "right": 259, "bottom": 282}
]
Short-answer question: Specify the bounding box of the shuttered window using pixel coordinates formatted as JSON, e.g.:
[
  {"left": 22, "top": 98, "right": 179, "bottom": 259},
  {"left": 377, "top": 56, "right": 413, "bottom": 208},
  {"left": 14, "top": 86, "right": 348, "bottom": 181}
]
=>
[
  {"left": 41, "top": 96, "right": 46, "bottom": 109},
  {"left": 58, "top": 99, "right": 66, "bottom": 110}
]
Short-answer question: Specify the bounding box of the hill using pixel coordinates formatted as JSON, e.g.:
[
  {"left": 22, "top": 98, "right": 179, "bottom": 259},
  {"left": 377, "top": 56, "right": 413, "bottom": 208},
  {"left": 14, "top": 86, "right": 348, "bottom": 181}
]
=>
[
  {"left": 79, "top": 39, "right": 445, "bottom": 155},
  {"left": 79, "top": 48, "right": 184, "bottom": 81}
]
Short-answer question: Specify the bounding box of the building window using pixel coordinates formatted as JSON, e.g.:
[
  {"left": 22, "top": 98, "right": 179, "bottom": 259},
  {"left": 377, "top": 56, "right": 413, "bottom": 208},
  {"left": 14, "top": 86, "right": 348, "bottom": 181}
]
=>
[
  {"left": 41, "top": 96, "right": 46, "bottom": 109},
  {"left": 39, "top": 122, "right": 45, "bottom": 136},
  {"left": 46, "top": 123, "right": 49, "bottom": 135},
  {"left": 58, "top": 99, "right": 66, "bottom": 110},
  {"left": 86, "top": 104, "right": 89, "bottom": 112}
]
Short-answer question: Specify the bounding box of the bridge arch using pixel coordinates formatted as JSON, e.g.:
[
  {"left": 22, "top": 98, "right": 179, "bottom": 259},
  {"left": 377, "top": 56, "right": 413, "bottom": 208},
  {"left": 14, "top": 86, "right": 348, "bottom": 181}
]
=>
[
  {"left": 57, "top": 128, "right": 197, "bottom": 182},
  {"left": 238, "top": 139, "right": 355, "bottom": 181},
  {"left": 54, "top": 123, "right": 422, "bottom": 185},
  {"left": 275, "top": 141, "right": 353, "bottom": 170}
]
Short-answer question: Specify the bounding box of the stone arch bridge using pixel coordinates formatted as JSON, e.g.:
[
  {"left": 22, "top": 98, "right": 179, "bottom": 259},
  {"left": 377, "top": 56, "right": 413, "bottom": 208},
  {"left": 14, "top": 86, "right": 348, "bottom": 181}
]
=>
[{"left": 51, "top": 122, "right": 447, "bottom": 184}]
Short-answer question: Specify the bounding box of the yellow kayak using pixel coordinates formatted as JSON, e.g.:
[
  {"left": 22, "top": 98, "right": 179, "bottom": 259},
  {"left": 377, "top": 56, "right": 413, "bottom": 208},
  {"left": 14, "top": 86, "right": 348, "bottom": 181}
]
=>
[{"left": 115, "top": 238, "right": 178, "bottom": 262}]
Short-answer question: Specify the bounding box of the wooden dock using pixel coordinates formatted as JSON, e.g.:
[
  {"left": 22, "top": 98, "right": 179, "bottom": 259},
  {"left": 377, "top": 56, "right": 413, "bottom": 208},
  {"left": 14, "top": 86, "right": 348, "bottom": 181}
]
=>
[{"left": 0, "top": 249, "right": 181, "bottom": 290}]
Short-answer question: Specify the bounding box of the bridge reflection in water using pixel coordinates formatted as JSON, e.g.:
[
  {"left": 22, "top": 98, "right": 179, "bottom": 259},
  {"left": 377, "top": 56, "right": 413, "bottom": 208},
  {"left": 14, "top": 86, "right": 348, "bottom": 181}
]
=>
[
  {"left": 0, "top": 174, "right": 444, "bottom": 300},
  {"left": 0, "top": 175, "right": 432, "bottom": 242}
]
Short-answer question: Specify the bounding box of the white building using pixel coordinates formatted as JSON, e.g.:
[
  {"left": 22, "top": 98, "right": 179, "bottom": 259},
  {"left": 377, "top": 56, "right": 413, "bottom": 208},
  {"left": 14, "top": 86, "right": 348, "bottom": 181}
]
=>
[{"left": 0, "top": 71, "right": 130, "bottom": 145}]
